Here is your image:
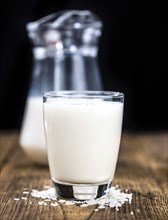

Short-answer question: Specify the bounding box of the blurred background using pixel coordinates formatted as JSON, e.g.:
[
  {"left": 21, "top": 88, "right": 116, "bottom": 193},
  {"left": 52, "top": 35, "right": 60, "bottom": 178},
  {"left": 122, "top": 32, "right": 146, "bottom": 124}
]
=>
[{"left": 0, "top": 0, "right": 167, "bottom": 131}]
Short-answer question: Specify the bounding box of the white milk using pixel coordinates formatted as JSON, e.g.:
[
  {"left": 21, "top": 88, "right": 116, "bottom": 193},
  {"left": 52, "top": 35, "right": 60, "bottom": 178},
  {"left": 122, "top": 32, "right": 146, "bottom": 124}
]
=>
[
  {"left": 44, "top": 100, "right": 123, "bottom": 184},
  {"left": 20, "top": 97, "right": 48, "bottom": 164}
]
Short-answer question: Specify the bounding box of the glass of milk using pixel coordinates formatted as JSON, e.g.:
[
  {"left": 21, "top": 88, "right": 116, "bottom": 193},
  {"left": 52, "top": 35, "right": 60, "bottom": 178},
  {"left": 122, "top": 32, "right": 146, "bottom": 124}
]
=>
[{"left": 43, "top": 91, "right": 124, "bottom": 200}]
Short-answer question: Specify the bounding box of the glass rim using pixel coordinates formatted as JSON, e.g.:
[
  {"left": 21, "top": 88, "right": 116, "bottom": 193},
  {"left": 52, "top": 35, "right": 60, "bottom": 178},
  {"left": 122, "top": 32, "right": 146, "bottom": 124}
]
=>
[{"left": 43, "top": 90, "right": 124, "bottom": 99}]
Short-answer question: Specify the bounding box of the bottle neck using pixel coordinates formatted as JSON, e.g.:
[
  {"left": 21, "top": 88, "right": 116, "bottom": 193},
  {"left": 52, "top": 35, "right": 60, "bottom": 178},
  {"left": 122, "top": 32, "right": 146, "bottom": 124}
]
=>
[
  {"left": 33, "top": 46, "right": 98, "bottom": 59},
  {"left": 28, "top": 45, "right": 102, "bottom": 97}
]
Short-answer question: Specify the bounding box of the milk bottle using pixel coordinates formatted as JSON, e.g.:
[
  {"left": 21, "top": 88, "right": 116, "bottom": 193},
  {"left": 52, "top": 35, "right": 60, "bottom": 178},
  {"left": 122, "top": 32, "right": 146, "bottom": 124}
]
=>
[{"left": 20, "top": 11, "right": 103, "bottom": 164}]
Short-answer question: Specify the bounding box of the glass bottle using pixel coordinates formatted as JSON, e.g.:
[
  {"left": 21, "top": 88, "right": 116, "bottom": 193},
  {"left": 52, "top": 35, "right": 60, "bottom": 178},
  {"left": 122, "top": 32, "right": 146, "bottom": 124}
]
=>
[{"left": 20, "top": 10, "right": 103, "bottom": 164}]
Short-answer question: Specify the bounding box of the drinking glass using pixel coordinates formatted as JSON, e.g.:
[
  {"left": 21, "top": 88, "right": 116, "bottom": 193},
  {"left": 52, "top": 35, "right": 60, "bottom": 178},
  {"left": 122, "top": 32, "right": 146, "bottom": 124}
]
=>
[{"left": 43, "top": 91, "right": 124, "bottom": 200}]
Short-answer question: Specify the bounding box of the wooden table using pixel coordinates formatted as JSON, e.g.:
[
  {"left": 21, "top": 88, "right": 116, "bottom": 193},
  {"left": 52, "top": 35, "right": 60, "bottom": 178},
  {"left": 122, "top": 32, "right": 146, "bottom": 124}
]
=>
[{"left": 0, "top": 131, "right": 167, "bottom": 220}]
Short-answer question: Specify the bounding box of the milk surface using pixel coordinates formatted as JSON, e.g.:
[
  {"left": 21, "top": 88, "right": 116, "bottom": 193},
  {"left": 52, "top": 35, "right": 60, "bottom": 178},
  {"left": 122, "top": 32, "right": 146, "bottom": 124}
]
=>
[
  {"left": 20, "top": 97, "right": 48, "bottom": 164},
  {"left": 44, "top": 100, "right": 123, "bottom": 184}
]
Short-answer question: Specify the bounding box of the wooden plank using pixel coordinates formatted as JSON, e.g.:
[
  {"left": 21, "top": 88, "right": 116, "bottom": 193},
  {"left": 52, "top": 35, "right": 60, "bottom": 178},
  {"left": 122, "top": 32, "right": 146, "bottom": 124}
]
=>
[
  {"left": 0, "top": 131, "right": 18, "bottom": 168},
  {"left": 0, "top": 132, "right": 168, "bottom": 220}
]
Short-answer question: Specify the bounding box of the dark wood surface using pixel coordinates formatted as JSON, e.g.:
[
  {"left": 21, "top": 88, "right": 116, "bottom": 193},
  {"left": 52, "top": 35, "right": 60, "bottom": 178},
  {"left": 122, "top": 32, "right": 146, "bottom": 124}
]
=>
[{"left": 0, "top": 131, "right": 168, "bottom": 220}]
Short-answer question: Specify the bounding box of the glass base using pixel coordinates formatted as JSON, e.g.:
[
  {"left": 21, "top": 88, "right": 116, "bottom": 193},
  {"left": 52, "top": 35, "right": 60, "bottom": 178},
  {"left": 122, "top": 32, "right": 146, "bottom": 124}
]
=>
[{"left": 52, "top": 180, "right": 111, "bottom": 200}]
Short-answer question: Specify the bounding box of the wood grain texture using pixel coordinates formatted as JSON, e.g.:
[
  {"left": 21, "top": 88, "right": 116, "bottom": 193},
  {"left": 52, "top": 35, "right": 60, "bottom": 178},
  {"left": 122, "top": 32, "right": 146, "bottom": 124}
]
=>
[{"left": 0, "top": 131, "right": 168, "bottom": 220}]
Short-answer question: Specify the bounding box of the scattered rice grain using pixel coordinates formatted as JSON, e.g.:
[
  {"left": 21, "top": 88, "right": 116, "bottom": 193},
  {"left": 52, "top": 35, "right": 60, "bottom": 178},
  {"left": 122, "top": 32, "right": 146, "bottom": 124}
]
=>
[
  {"left": 51, "top": 202, "right": 58, "bottom": 206},
  {"left": 30, "top": 185, "right": 133, "bottom": 211},
  {"left": 44, "top": 199, "right": 51, "bottom": 201},
  {"left": 80, "top": 204, "right": 88, "bottom": 207},
  {"left": 38, "top": 201, "right": 44, "bottom": 205},
  {"left": 65, "top": 201, "right": 75, "bottom": 205},
  {"left": 23, "top": 191, "right": 29, "bottom": 194},
  {"left": 59, "top": 199, "right": 66, "bottom": 203}
]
